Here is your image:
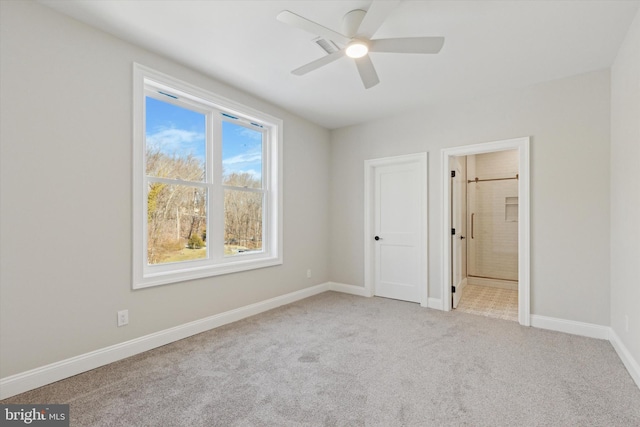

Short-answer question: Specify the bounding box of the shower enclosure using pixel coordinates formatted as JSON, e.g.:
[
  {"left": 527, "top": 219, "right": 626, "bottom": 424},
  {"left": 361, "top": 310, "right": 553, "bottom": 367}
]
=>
[{"left": 466, "top": 151, "right": 519, "bottom": 282}]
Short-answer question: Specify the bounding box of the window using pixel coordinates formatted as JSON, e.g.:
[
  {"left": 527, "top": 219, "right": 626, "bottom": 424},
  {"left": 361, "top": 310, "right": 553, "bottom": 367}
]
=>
[{"left": 133, "top": 64, "right": 282, "bottom": 289}]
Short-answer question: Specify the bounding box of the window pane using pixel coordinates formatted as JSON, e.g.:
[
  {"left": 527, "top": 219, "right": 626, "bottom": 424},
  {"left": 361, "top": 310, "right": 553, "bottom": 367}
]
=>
[
  {"left": 146, "top": 96, "right": 206, "bottom": 182},
  {"left": 222, "top": 120, "right": 262, "bottom": 189},
  {"left": 147, "top": 183, "right": 207, "bottom": 265},
  {"left": 224, "top": 189, "right": 263, "bottom": 256}
]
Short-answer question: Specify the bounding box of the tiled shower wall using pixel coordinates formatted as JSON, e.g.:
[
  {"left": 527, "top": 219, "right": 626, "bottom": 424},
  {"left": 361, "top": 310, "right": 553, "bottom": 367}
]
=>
[{"left": 467, "top": 150, "right": 519, "bottom": 281}]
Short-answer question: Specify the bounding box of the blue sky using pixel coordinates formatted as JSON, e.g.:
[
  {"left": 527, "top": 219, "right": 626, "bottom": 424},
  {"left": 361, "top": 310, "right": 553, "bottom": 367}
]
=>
[
  {"left": 146, "top": 96, "right": 262, "bottom": 180},
  {"left": 221, "top": 121, "right": 262, "bottom": 182}
]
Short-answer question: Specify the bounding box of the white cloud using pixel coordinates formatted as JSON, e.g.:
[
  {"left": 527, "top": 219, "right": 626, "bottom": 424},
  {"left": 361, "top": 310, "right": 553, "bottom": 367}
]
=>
[
  {"left": 242, "top": 169, "right": 262, "bottom": 181},
  {"left": 223, "top": 149, "right": 262, "bottom": 180},
  {"left": 223, "top": 151, "right": 262, "bottom": 166},
  {"left": 239, "top": 127, "right": 262, "bottom": 141},
  {"left": 146, "top": 127, "right": 205, "bottom": 157}
]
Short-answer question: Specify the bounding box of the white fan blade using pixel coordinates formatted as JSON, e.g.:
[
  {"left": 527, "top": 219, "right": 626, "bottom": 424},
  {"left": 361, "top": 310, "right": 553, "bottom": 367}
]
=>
[
  {"left": 354, "top": 55, "right": 380, "bottom": 89},
  {"left": 356, "top": 0, "right": 401, "bottom": 39},
  {"left": 277, "top": 10, "right": 350, "bottom": 45},
  {"left": 370, "top": 37, "right": 445, "bottom": 54},
  {"left": 292, "top": 50, "right": 345, "bottom": 76}
]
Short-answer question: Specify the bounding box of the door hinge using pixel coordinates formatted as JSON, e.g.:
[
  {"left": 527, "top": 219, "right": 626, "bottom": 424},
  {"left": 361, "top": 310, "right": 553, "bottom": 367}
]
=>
[
  {"left": 451, "top": 170, "right": 456, "bottom": 178},
  {"left": 452, "top": 286, "right": 456, "bottom": 293},
  {"left": 451, "top": 228, "right": 456, "bottom": 235}
]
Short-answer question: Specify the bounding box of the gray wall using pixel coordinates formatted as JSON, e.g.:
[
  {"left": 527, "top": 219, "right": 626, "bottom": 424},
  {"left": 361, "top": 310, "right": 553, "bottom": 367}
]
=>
[
  {"left": 330, "top": 69, "right": 611, "bottom": 325},
  {"left": 0, "top": 1, "right": 331, "bottom": 378},
  {"left": 611, "top": 8, "right": 640, "bottom": 370}
]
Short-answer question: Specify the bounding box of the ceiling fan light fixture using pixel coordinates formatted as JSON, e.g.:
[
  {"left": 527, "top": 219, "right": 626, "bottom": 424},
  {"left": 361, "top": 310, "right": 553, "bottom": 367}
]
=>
[
  {"left": 277, "top": 5, "right": 444, "bottom": 89},
  {"left": 346, "top": 40, "right": 369, "bottom": 58}
]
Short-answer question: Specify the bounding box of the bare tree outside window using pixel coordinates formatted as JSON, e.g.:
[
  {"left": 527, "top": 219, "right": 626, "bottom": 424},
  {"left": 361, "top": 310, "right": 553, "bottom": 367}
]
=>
[
  {"left": 145, "top": 97, "right": 207, "bottom": 264},
  {"left": 222, "top": 120, "right": 265, "bottom": 256}
]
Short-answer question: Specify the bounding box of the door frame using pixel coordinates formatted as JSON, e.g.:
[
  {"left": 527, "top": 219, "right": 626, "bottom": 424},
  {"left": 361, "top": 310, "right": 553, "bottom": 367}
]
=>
[
  {"left": 450, "top": 155, "right": 466, "bottom": 309},
  {"left": 441, "top": 137, "right": 530, "bottom": 326},
  {"left": 364, "top": 152, "right": 428, "bottom": 306}
]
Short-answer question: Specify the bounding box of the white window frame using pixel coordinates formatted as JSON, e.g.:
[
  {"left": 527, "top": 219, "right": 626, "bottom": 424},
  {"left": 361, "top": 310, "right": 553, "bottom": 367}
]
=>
[{"left": 133, "top": 63, "right": 283, "bottom": 289}]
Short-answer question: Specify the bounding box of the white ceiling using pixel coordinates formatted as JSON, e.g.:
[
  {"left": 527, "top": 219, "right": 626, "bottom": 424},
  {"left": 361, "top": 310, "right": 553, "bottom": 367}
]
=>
[{"left": 39, "top": 0, "right": 639, "bottom": 129}]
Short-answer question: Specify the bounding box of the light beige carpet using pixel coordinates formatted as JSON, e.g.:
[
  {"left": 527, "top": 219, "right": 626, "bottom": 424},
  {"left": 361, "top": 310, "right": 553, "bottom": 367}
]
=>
[{"left": 3, "top": 291, "right": 639, "bottom": 426}]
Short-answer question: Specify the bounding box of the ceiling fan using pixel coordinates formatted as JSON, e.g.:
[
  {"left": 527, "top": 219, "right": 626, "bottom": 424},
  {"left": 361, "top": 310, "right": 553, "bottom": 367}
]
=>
[{"left": 276, "top": 1, "right": 444, "bottom": 89}]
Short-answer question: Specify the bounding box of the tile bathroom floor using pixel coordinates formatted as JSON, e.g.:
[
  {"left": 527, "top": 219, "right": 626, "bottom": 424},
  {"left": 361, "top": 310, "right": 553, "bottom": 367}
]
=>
[{"left": 456, "top": 284, "right": 518, "bottom": 322}]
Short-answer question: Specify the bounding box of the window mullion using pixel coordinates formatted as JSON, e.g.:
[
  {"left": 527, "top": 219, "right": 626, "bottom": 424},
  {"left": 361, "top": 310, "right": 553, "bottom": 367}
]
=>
[
  {"left": 209, "top": 110, "right": 225, "bottom": 263},
  {"left": 146, "top": 176, "right": 209, "bottom": 187}
]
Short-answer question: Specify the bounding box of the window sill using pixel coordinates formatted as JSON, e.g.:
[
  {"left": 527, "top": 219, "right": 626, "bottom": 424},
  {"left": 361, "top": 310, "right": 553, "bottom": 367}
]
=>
[{"left": 133, "top": 256, "right": 283, "bottom": 290}]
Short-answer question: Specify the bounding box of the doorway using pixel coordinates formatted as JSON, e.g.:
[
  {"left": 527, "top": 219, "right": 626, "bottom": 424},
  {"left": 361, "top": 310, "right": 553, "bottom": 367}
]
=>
[
  {"left": 455, "top": 151, "right": 519, "bottom": 321},
  {"left": 441, "top": 137, "right": 530, "bottom": 326},
  {"left": 364, "top": 153, "right": 428, "bottom": 305}
]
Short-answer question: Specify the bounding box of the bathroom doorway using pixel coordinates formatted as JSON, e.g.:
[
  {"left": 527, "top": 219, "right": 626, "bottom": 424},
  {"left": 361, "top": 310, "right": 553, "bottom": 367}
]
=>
[
  {"left": 458, "top": 150, "right": 519, "bottom": 321},
  {"left": 441, "top": 137, "right": 530, "bottom": 326}
]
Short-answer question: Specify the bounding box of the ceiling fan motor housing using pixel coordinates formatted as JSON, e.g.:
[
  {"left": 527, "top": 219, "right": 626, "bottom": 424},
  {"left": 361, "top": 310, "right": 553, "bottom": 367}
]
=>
[{"left": 342, "top": 9, "right": 366, "bottom": 38}]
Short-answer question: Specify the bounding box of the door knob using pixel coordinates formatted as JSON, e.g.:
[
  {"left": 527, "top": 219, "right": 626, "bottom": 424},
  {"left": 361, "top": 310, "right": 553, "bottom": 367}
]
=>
[
  {"left": 460, "top": 236, "right": 466, "bottom": 240},
  {"left": 374, "top": 236, "right": 381, "bottom": 241}
]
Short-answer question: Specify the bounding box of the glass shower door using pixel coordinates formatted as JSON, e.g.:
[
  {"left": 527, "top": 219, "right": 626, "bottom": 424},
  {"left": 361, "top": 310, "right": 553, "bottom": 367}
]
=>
[{"left": 467, "top": 179, "right": 518, "bottom": 281}]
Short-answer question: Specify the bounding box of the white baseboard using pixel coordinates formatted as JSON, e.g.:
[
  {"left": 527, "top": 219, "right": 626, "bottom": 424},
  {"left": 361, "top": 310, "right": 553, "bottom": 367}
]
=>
[
  {"left": 529, "top": 315, "right": 639, "bottom": 390},
  {"left": 327, "top": 282, "right": 373, "bottom": 297},
  {"left": 426, "top": 298, "right": 443, "bottom": 310},
  {"left": 0, "top": 283, "right": 330, "bottom": 400},
  {"left": 530, "top": 314, "right": 610, "bottom": 340},
  {"left": 609, "top": 329, "right": 640, "bottom": 389},
  {"left": 328, "top": 281, "right": 441, "bottom": 310}
]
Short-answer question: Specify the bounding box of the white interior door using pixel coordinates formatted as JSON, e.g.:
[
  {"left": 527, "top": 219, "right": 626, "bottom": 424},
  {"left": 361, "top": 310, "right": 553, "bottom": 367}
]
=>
[
  {"left": 451, "top": 157, "right": 466, "bottom": 308},
  {"left": 372, "top": 159, "right": 424, "bottom": 303}
]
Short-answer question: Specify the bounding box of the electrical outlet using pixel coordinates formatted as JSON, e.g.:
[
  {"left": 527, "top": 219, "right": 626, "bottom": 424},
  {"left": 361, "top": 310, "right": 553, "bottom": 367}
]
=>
[
  {"left": 117, "top": 310, "right": 129, "bottom": 327},
  {"left": 306, "top": 269, "right": 312, "bottom": 279}
]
